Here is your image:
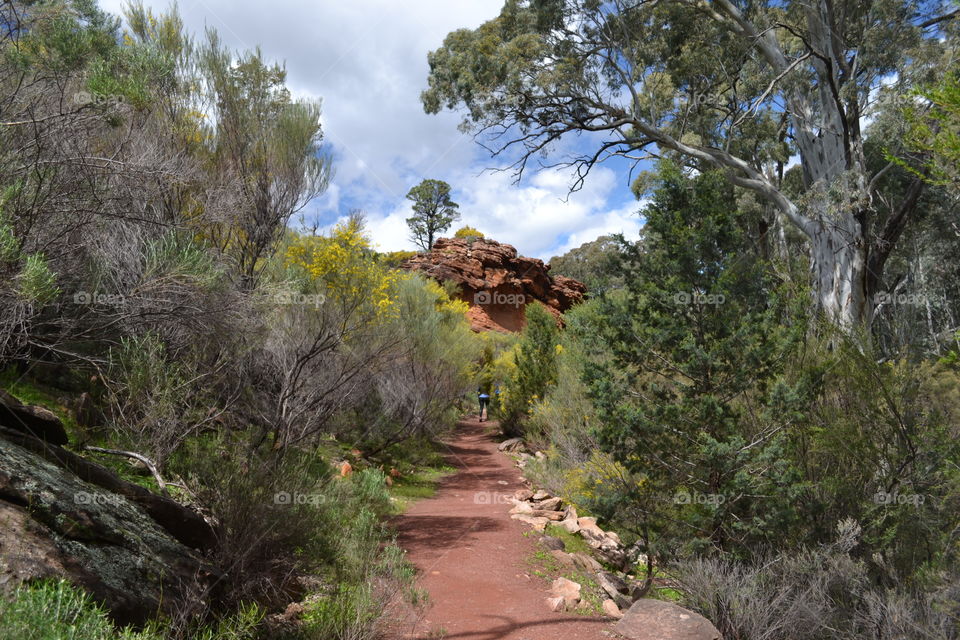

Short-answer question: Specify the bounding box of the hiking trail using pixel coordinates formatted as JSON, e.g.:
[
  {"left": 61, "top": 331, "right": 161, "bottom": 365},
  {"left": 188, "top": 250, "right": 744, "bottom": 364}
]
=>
[{"left": 390, "top": 415, "right": 613, "bottom": 640}]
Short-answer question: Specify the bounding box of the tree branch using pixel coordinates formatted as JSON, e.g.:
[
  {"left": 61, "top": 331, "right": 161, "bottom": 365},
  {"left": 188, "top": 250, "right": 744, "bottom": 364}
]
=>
[{"left": 84, "top": 446, "right": 169, "bottom": 496}]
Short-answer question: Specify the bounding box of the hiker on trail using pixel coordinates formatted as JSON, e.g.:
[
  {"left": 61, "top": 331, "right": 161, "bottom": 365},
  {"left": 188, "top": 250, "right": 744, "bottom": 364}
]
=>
[{"left": 477, "top": 387, "right": 490, "bottom": 422}]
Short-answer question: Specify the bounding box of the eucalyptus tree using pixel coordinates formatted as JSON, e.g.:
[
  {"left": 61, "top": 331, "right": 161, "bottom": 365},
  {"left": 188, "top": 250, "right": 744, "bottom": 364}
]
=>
[{"left": 422, "top": 0, "right": 958, "bottom": 329}]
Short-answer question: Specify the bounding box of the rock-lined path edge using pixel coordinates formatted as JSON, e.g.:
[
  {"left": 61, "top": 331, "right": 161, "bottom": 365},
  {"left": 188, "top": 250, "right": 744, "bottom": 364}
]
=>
[{"left": 389, "top": 415, "right": 613, "bottom": 640}]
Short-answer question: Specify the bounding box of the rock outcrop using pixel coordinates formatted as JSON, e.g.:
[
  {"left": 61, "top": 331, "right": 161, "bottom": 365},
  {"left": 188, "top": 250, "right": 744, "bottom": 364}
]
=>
[
  {"left": 401, "top": 237, "right": 587, "bottom": 332},
  {"left": 615, "top": 599, "right": 722, "bottom": 640},
  {"left": 0, "top": 396, "right": 219, "bottom": 626}
]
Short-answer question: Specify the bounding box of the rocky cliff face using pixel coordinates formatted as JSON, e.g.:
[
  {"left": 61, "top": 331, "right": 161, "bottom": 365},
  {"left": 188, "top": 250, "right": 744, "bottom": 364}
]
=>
[{"left": 401, "top": 237, "right": 587, "bottom": 332}]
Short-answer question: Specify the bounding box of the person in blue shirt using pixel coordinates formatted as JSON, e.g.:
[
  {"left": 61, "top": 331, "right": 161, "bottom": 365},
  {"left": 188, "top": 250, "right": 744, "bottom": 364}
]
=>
[{"left": 477, "top": 387, "right": 491, "bottom": 422}]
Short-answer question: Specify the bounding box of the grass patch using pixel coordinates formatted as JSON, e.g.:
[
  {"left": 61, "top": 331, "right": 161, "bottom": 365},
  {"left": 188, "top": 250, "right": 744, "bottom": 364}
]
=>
[
  {"left": 527, "top": 548, "right": 562, "bottom": 578},
  {"left": 388, "top": 465, "right": 456, "bottom": 514},
  {"left": 524, "top": 538, "right": 607, "bottom": 616},
  {"left": 0, "top": 579, "right": 262, "bottom": 640},
  {"left": 647, "top": 566, "right": 683, "bottom": 602},
  {"left": 378, "top": 434, "right": 458, "bottom": 514},
  {"left": 0, "top": 367, "right": 83, "bottom": 442},
  {"left": 543, "top": 523, "right": 593, "bottom": 555},
  {"left": 0, "top": 369, "right": 158, "bottom": 491}
]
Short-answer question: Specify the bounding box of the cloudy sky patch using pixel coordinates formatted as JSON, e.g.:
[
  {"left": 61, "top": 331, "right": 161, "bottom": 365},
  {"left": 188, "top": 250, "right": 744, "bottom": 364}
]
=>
[{"left": 98, "top": 0, "right": 644, "bottom": 259}]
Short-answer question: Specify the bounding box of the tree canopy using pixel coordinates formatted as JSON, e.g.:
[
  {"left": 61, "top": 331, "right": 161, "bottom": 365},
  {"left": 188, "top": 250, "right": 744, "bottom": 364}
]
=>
[
  {"left": 422, "top": 0, "right": 959, "bottom": 329},
  {"left": 405, "top": 178, "right": 461, "bottom": 250}
]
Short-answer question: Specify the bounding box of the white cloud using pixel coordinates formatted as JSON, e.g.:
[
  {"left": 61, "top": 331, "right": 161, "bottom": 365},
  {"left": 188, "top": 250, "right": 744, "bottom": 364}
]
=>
[
  {"left": 366, "top": 165, "right": 643, "bottom": 260},
  {"left": 98, "top": 0, "right": 640, "bottom": 260}
]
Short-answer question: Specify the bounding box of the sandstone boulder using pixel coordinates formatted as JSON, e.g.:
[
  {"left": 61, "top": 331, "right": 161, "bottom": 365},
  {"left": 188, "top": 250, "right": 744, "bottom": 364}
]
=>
[
  {"left": 526, "top": 509, "right": 565, "bottom": 521},
  {"left": 596, "top": 570, "right": 629, "bottom": 596},
  {"left": 597, "top": 571, "right": 633, "bottom": 610},
  {"left": 577, "top": 516, "right": 605, "bottom": 537},
  {"left": 535, "top": 496, "right": 562, "bottom": 511},
  {"left": 602, "top": 598, "right": 624, "bottom": 619},
  {"left": 545, "top": 596, "right": 566, "bottom": 612},
  {"left": 514, "top": 488, "right": 534, "bottom": 501},
  {"left": 0, "top": 427, "right": 215, "bottom": 551},
  {"left": 570, "top": 552, "right": 603, "bottom": 573},
  {"left": 511, "top": 514, "right": 549, "bottom": 531},
  {"left": 549, "top": 550, "right": 576, "bottom": 568},
  {"left": 401, "top": 237, "right": 587, "bottom": 333},
  {"left": 615, "top": 599, "right": 722, "bottom": 640},
  {"left": 509, "top": 499, "right": 533, "bottom": 514},
  {"left": 558, "top": 517, "right": 581, "bottom": 534},
  {"left": 498, "top": 437, "right": 526, "bottom": 452},
  {"left": 559, "top": 506, "right": 580, "bottom": 534},
  {"left": 550, "top": 577, "right": 581, "bottom": 610}
]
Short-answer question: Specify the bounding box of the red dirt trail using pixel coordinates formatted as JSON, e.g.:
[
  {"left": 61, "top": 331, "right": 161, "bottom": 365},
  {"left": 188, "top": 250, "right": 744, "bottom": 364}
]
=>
[{"left": 389, "top": 416, "right": 614, "bottom": 640}]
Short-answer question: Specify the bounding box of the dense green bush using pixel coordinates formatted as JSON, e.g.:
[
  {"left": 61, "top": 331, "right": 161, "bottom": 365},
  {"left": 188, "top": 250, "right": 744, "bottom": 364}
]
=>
[
  {"left": 499, "top": 302, "right": 560, "bottom": 436},
  {"left": 527, "top": 163, "right": 960, "bottom": 626},
  {"left": 0, "top": 580, "right": 261, "bottom": 640}
]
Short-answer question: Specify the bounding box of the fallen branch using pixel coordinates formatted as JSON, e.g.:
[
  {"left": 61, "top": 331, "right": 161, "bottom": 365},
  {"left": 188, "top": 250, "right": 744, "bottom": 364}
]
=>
[
  {"left": 84, "top": 446, "right": 169, "bottom": 497},
  {"left": 0, "top": 427, "right": 215, "bottom": 550}
]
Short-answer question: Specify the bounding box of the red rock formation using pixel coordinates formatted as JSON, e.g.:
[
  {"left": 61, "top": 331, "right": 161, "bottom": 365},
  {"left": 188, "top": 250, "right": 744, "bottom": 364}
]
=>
[{"left": 401, "top": 237, "right": 587, "bottom": 333}]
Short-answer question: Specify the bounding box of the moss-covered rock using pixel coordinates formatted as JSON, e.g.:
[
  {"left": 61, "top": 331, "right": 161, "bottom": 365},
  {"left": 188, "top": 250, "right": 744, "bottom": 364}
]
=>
[{"left": 0, "top": 435, "right": 219, "bottom": 626}]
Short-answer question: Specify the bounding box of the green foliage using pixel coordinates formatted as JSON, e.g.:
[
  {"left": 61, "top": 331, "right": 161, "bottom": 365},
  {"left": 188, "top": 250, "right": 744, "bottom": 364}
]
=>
[
  {"left": 377, "top": 249, "right": 417, "bottom": 269},
  {"left": 548, "top": 235, "right": 623, "bottom": 294},
  {"left": 528, "top": 161, "right": 960, "bottom": 598},
  {"left": 0, "top": 185, "right": 21, "bottom": 264},
  {"left": 199, "top": 32, "right": 331, "bottom": 284},
  {"left": 143, "top": 232, "right": 223, "bottom": 291},
  {"left": 778, "top": 338, "right": 960, "bottom": 579},
  {"left": 0, "top": 579, "right": 262, "bottom": 640},
  {"left": 106, "top": 333, "right": 211, "bottom": 465},
  {"left": 168, "top": 433, "right": 418, "bottom": 618},
  {"left": 422, "top": 0, "right": 951, "bottom": 328},
  {"left": 0, "top": 579, "right": 162, "bottom": 640},
  {"left": 405, "top": 179, "right": 460, "bottom": 250},
  {"left": 2, "top": 0, "right": 119, "bottom": 73},
  {"left": 525, "top": 299, "right": 607, "bottom": 455},
  {"left": 471, "top": 329, "right": 518, "bottom": 419},
  {"left": 0, "top": 216, "right": 19, "bottom": 264},
  {"left": 0, "top": 2, "right": 461, "bottom": 637},
  {"left": 672, "top": 522, "right": 960, "bottom": 640},
  {"left": 17, "top": 253, "right": 60, "bottom": 304},
  {"left": 342, "top": 274, "right": 478, "bottom": 452},
  {"left": 586, "top": 162, "right": 807, "bottom": 555},
  {"left": 301, "top": 543, "right": 418, "bottom": 640},
  {"left": 500, "top": 302, "right": 559, "bottom": 436},
  {"left": 899, "top": 68, "right": 960, "bottom": 198}
]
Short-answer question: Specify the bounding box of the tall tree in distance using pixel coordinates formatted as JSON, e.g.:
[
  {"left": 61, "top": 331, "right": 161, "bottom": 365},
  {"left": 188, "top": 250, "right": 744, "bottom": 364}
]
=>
[{"left": 405, "top": 178, "right": 460, "bottom": 251}]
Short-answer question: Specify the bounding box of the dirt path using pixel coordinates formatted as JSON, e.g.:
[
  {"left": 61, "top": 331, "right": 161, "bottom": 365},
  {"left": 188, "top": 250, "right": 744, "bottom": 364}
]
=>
[{"left": 390, "top": 416, "right": 613, "bottom": 640}]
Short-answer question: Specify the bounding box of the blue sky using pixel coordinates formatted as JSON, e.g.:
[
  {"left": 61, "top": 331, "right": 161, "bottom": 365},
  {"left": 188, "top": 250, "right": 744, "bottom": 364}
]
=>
[{"left": 98, "top": 0, "right": 646, "bottom": 261}]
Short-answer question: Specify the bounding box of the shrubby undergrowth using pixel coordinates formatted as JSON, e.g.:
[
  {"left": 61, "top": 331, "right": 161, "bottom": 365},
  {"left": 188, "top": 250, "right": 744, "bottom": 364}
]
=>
[
  {"left": 0, "top": 3, "right": 477, "bottom": 638},
  {"left": 498, "top": 162, "right": 960, "bottom": 638}
]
